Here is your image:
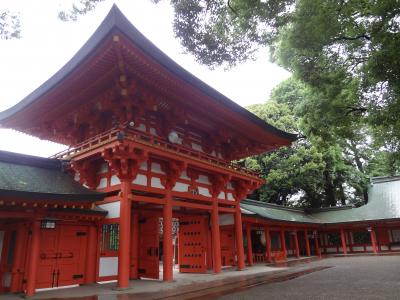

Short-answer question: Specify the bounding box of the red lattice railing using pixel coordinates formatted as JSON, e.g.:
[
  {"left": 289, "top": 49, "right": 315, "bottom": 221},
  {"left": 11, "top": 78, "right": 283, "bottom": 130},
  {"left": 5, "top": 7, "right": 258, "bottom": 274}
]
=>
[{"left": 52, "top": 127, "right": 261, "bottom": 178}]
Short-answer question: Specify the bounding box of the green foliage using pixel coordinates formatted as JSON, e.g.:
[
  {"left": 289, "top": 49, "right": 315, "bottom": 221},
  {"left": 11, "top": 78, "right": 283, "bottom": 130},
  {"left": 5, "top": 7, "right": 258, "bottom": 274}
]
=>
[
  {"left": 0, "top": 10, "right": 20, "bottom": 39},
  {"left": 164, "top": 0, "right": 400, "bottom": 162},
  {"left": 245, "top": 77, "right": 395, "bottom": 208},
  {"left": 58, "top": 0, "right": 106, "bottom": 21}
]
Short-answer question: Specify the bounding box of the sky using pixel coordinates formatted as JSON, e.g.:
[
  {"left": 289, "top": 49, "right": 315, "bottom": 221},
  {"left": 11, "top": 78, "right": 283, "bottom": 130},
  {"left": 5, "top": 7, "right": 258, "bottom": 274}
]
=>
[{"left": 0, "top": 0, "right": 290, "bottom": 157}]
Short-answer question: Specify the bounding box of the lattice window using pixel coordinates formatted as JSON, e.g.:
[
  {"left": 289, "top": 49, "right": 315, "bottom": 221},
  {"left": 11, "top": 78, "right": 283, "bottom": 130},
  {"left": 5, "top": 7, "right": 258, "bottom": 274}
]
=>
[
  {"left": 101, "top": 224, "right": 119, "bottom": 253},
  {"left": 327, "top": 233, "right": 341, "bottom": 246},
  {"left": 353, "top": 231, "right": 371, "bottom": 244}
]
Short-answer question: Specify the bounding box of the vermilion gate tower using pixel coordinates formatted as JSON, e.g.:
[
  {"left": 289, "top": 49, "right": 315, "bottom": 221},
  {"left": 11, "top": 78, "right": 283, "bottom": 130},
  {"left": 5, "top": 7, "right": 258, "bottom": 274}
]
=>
[{"left": 0, "top": 5, "right": 296, "bottom": 295}]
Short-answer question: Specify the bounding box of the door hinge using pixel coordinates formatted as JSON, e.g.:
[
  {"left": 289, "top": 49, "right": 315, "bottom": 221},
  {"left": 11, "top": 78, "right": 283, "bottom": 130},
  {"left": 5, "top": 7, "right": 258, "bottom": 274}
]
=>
[
  {"left": 72, "top": 274, "right": 84, "bottom": 279},
  {"left": 76, "top": 232, "right": 87, "bottom": 236}
]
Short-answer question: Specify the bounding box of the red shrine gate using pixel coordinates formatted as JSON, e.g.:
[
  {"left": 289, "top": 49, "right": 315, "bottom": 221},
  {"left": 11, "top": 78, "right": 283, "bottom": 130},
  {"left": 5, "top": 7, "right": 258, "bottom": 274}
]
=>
[{"left": 0, "top": 5, "right": 295, "bottom": 296}]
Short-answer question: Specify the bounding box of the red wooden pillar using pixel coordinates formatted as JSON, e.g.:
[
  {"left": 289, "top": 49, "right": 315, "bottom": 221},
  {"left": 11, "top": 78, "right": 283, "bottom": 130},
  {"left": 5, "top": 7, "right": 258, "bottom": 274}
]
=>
[
  {"left": 246, "top": 225, "right": 253, "bottom": 266},
  {"left": 234, "top": 204, "right": 245, "bottom": 270},
  {"left": 304, "top": 229, "right": 311, "bottom": 257},
  {"left": 10, "top": 226, "right": 25, "bottom": 292},
  {"left": 264, "top": 226, "right": 272, "bottom": 263},
  {"left": 130, "top": 211, "right": 139, "bottom": 279},
  {"left": 163, "top": 189, "right": 173, "bottom": 281},
  {"left": 25, "top": 220, "right": 41, "bottom": 297},
  {"left": 280, "top": 227, "right": 287, "bottom": 259},
  {"left": 211, "top": 198, "right": 222, "bottom": 273},
  {"left": 370, "top": 227, "right": 378, "bottom": 254},
  {"left": 85, "top": 225, "right": 98, "bottom": 284},
  {"left": 118, "top": 180, "right": 132, "bottom": 288},
  {"left": 340, "top": 227, "right": 347, "bottom": 255},
  {"left": 314, "top": 231, "right": 321, "bottom": 258},
  {"left": 294, "top": 231, "right": 300, "bottom": 258},
  {"left": 207, "top": 227, "right": 213, "bottom": 270}
]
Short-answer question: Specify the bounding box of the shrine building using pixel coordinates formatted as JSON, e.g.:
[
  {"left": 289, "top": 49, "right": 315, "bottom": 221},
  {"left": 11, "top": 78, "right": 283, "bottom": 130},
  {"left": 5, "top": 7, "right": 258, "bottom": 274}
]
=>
[{"left": 0, "top": 5, "right": 399, "bottom": 298}]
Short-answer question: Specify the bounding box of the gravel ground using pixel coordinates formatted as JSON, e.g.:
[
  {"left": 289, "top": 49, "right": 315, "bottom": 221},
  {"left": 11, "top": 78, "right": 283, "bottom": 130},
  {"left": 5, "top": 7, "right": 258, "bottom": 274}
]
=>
[{"left": 219, "top": 256, "right": 400, "bottom": 300}]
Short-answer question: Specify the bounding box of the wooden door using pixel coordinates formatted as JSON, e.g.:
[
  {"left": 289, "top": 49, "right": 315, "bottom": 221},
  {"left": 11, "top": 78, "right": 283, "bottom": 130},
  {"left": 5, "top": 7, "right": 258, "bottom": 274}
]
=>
[
  {"left": 56, "top": 226, "right": 87, "bottom": 286},
  {"left": 178, "top": 216, "right": 207, "bottom": 273},
  {"left": 37, "top": 229, "right": 59, "bottom": 289},
  {"left": 36, "top": 225, "right": 88, "bottom": 289},
  {"left": 138, "top": 217, "right": 159, "bottom": 279},
  {"left": 220, "top": 228, "right": 235, "bottom": 266}
]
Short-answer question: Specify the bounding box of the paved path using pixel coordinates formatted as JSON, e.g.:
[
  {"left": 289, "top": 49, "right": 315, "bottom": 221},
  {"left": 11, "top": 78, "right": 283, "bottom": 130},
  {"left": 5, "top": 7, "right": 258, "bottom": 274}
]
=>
[{"left": 218, "top": 256, "right": 400, "bottom": 300}]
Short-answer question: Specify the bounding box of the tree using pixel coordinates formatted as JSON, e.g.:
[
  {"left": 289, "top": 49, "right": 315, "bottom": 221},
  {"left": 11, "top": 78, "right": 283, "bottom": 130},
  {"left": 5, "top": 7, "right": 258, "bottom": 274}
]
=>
[
  {"left": 0, "top": 10, "right": 20, "bottom": 39},
  {"left": 160, "top": 0, "right": 400, "bottom": 162},
  {"left": 245, "top": 77, "right": 371, "bottom": 208}
]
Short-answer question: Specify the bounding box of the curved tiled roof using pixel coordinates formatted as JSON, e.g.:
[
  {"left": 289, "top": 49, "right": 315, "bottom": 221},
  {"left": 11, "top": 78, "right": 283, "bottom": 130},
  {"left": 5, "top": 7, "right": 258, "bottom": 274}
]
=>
[
  {"left": 241, "top": 177, "right": 400, "bottom": 225},
  {"left": 0, "top": 150, "right": 104, "bottom": 201},
  {"left": 0, "top": 5, "right": 297, "bottom": 144}
]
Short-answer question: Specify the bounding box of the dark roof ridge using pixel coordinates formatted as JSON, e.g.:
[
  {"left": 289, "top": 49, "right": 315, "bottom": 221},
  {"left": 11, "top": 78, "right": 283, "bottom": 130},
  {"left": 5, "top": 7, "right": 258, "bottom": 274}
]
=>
[
  {"left": 304, "top": 205, "right": 354, "bottom": 214},
  {"left": 0, "top": 150, "right": 61, "bottom": 170},
  {"left": 242, "top": 199, "right": 305, "bottom": 212},
  {"left": 371, "top": 176, "right": 400, "bottom": 184},
  {"left": 0, "top": 5, "right": 297, "bottom": 142}
]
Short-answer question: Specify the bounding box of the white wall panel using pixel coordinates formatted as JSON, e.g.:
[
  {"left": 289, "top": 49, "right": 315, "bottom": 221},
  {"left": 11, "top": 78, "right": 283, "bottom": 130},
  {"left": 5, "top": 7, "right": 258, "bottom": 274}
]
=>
[
  {"left": 110, "top": 175, "right": 120, "bottom": 186},
  {"left": 99, "top": 257, "right": 118, "bottom": 277},
  {"left": 151, "top": 163, "right": 165, "bottom": 174},
  {"left": 98, "top": 202, "right": 120, "bottom": 219},
  {"left": 132, "top": 174, "right": 147, "bottom": 186},
  {"left": 151, "top": 177, "right": 164, "bottom": 188},
  {"left": 219, "top": 214, "right": 234, "bottom": 225},
  {"left": 218, "top": 192, "right": 225, "bottom": 200},
  {"left": 97, "top": 177, "right": 107, "bottom": 189},
  {"left": 198, "top": 187, "right": 211, "bottom": 197},
  {"left": 173, "top": 182, "right": 189, "bottom": 192}
]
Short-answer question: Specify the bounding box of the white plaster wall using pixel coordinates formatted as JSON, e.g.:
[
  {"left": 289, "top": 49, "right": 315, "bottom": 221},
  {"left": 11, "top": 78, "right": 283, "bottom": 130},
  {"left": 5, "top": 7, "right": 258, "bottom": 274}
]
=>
[
  {"left": 366, "top": 246, "right": 373, "bottom": 251},
  {"left": 173, "top": 182, "right": 189, "bottom": 192},
  {"left": 180, "top": 171, "right": 190, "bottom": 180},
  {"left": 132, "top": 174, "right": 147, "bottom": 186},
  {"left": 352, "top": 246, "right": 364, "bottom": 251},
  {"left": 110, "top": 175, "right": 121, "bottom": 186},
  {"left": 197, "top": 175, "right": 210, "bottom": 185},
  {"left": 227, "top": 192, "right": 235, "bottom": 201},
  {"left": 99, "top": 257, "right": 118, "bottom": 277},
  {"left": 391, "top": 246, "right": 400, "bottom": 250},
  {"left": 218, "top": 192, "right": 225, "bottom": 200},
  {"left": 139, "top": 162, "right": 148, "bottom": 171},
  {"left": 151, "top": 177, "right": 164, "bottom": 189},
  {"left": 381, "top": 245, "right": 389, "bottom": 250},
  {"left": 151, "top": 163, "right": 165, "bottom": 174},
  {"left": 198, "top": 187, "right": 211, "bottom": 197},
  {"left": 97, "top": 178, "right": 108, "bottom": 189},
  {"left": 326, "top": 248, "right": 337, "bottom": 253},
  {"left": 98, "top": 202, "right": 120, "bottom": 219},
  {"left": 219, "top": 214, "right": 234, "bottom": 225}
]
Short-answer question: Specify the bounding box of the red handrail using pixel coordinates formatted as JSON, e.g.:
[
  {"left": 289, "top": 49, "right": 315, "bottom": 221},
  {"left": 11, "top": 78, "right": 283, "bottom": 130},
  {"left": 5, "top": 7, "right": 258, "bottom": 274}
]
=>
[{"left": 51, "top": 127, "right": 261, "bottom": 178}]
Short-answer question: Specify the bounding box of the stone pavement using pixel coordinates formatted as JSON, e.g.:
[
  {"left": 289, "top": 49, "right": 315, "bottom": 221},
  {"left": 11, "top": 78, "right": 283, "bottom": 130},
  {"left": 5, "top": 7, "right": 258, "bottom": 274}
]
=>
[
  {"left": 3, "top": 255, "right": 398, "bottom": 300},
  {"left": 219, "top": 255, "right": 400, "bottom": 300}
]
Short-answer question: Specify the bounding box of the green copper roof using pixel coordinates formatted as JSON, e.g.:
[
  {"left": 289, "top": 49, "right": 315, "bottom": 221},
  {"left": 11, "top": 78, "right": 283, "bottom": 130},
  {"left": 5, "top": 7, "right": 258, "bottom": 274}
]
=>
[
  {"left": 0, "top": 150, "right": 104, "bottom": 201},
  {"left": 241, "top": 176, "right": 400, "bottom": 225}
]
